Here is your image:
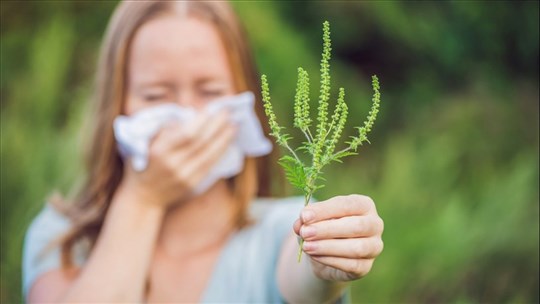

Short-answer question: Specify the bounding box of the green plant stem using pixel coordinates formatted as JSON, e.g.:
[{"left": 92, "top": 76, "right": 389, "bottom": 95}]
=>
[
  {"left": 332, "top": 145, "right": 359, "bottom": 159},
  {"left": 306, "top": 128, "right": 315, "bottom": 142},
  {"left": 297, "top": 187, "right": 314, "bottom": 262},
  {"left": 332, "top": 146, "right": 350, "bottom": 157},
  {"left": 283, "top": 142, "right": 302, "bottom": 164},
  {"left": 324, "top": 121, "right": 335, "bottom": 140},
  {"left": 302, "top": 130, "right": 312, "bottom": 144}
]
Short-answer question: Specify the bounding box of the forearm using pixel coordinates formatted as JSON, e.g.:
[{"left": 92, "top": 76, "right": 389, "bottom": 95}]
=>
[
  {"left": 277, "top": 233, "right": 348, "bottom": 304},
  {"left": 60, "top": 186, "right": 164, "bottom": 302}
]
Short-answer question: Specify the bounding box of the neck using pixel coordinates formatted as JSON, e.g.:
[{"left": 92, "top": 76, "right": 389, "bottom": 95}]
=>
[{"left": 157, "top": 180, "right": 236, "bottom": 258}]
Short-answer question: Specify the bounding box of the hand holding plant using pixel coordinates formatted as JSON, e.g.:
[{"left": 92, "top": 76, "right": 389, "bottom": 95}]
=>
[{"left": 261, "top": 21, "right": 381, "bottom": 262}]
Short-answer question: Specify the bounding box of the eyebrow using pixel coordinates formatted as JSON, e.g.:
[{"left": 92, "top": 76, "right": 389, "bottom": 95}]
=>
[
  {"left": 133, "top": 81, "right": 176, "bottom": 91},
  {"left": 194, "top": 76, "right": 228, "bottom": 86}
]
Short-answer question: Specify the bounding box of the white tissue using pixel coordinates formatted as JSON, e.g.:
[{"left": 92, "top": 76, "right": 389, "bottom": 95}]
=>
[{"left": 113, "top": 91, "right": 272, "bottom": 195}]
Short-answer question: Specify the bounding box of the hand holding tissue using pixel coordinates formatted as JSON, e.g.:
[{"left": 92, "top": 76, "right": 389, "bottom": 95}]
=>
[{"left": 113, "top": 92, "right": 272, "bottom": 195}]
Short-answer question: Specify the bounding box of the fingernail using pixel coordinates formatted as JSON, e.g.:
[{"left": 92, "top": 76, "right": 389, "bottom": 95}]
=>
[
  {"left": 300, "top": 226, "right": 316, "bottom": 238},
  {"left": 301, "top": 210, "right": 315, "bottom": 223},
  {"left": 303, "top": 241, "right": 316, "bottom": 251}
]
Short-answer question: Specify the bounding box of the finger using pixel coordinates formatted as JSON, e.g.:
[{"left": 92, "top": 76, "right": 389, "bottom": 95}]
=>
[
  {"left": 299, "top": 215, "right": 384, "bottom": 241},
  {"left": 302, "top": 237, "right": 383, "bottom": 259},
  {"left": 147, "top": 115, "right": 211, "bottom": 170},
  {"left": 168, "top": 122, "right": 235, "bottom": 174},
  {"left": 189, "top": 125, "right": 236, "bottom": 182},
  {"left": 159, "top": 111, "right": 231, "bottom": 168},
  {"left": 182, "top": 110, "right": 231, "bottom": 156},
  {"left": 154, "top": 112, "right": 212, "bottom": 152},
  {"left": 293, "top": 218, "right": 302, "bottom": 236},
  {"left": 300, "top": 194, "right": 376, "bottom": 225},
  {"left": 310, "top": 256, "right": 374, "bottom": 280},
  {"left": 184, "top": 124, "right": 237, "bottom": 183}
]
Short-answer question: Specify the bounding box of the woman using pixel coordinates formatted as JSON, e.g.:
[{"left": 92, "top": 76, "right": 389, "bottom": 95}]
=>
[{"left": 23, "top": 1, "right": 384, "bottom": 303}]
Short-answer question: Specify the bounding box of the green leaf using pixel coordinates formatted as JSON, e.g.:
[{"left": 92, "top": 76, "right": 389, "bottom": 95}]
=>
[{"left": 278, "top": 155, "right": 306, "bottom": 190}]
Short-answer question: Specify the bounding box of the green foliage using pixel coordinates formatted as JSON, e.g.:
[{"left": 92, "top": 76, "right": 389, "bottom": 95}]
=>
[
  {"left": 348, "top": 76, "right": 381, "bottom": 151},
  {"left": 278, "top": 155, "right": 307, "bottom": 191},
  {"left": 293, "top": 67, "right": 311, "bottom": 132},
  {"left": 261, "top": 74, "right": 291, "bottom": 147},
  {"left": 261, "top": 21, "right": 381, "bottom": 261},
  {"left": 261, "top": 21, "right": 381, "bottom": 196}
]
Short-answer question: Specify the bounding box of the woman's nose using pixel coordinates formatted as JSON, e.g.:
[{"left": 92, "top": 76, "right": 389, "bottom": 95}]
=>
[{"left": 177, "top": 90, "right": 204, "bottom": 109}]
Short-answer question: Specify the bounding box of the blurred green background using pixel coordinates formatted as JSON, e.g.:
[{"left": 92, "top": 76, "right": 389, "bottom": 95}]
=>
[{"left": 1, "top": 1, "right": 538, "bottom": 303}]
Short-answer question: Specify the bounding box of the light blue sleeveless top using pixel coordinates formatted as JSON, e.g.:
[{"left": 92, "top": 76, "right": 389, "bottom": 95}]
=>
[{"left": 23, "top": 196, "right": 321, "bottom": 303}]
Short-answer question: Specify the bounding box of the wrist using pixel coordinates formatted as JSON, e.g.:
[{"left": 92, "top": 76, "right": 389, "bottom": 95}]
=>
[{"left": 112, "top": 182, "right": 166, "bottom": 218}]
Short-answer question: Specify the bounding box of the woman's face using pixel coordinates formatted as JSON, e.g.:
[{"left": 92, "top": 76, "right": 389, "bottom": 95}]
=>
[{"left": 125, "top": 15, "right": 235, "bottom": 115}]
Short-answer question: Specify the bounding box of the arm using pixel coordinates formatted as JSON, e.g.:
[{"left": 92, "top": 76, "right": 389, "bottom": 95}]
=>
[
  {"left": 28, "top": 187, "right": 164, "bottom": 303},
  {"left": 277, "top": 194, "right": 384, "bottom": 303},
  {"left": 59, "top": 187, "right": 164, "bottom": 302},
  {"left": 28, "top": 111, "right": 236, "bottom": 303},
  {"left": 277, "top": 233, "right": 348, "bottom": 304}
]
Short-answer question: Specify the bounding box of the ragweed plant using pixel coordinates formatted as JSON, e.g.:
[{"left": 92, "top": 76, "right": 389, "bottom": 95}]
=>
[{"left": 261, "top": 21, "right": 381, "bottom": 262}]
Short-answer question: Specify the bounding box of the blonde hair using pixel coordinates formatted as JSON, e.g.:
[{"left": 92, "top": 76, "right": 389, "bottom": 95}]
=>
[{"left": 55, "top": 0, "right": 278, "bottom": 268}]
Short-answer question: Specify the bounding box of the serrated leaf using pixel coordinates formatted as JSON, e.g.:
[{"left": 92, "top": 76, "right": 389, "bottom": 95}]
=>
[{"left": 278, "top": 156, "right": 306, "bottom": 190}]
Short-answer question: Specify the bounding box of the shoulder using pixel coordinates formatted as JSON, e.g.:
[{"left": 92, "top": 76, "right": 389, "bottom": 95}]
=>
[
  {"left": 23, "top": 204, "right": 72, "bottom": 270},
  {"left": 25, "top": 204, "right": 71, "bottom": 244},
  {"left": 22, "top": 203, "right": 83, "bottom": 299}
]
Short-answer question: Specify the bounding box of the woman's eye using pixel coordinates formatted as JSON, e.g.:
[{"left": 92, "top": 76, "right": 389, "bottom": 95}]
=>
[
  {"left": 201, "top": 90, "right": 224, "bottom": 98},
  {"left": 143, "top": 93, "right": 170, "bottom": 102}
]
